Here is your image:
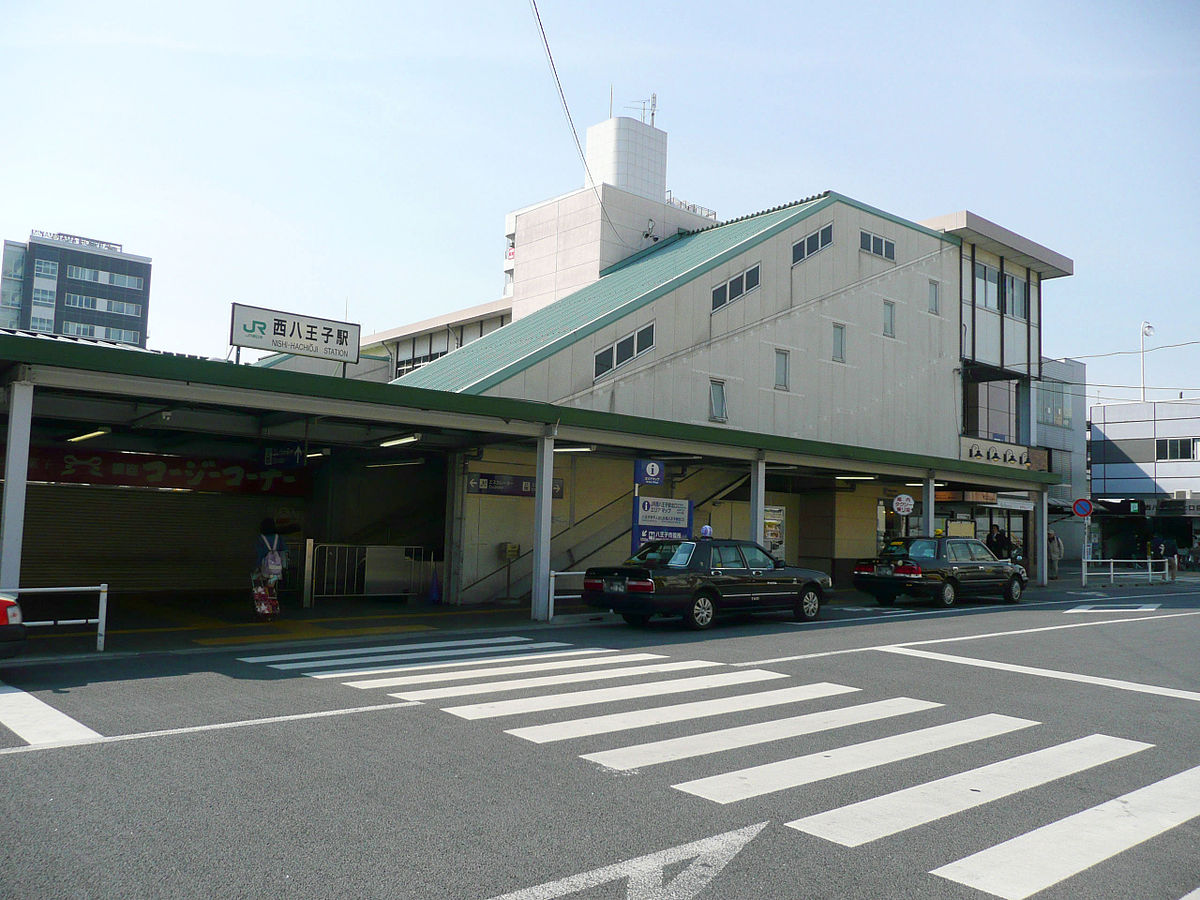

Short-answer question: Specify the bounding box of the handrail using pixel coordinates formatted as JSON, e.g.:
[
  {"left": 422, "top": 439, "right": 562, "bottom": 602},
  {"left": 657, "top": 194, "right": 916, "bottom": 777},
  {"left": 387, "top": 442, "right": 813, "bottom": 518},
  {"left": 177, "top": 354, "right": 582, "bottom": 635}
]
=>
[
  {"left": 15, "top": 584, "right": 109, "bottom": 651},
  {"left": 547, "top": 570, "right": 586, "bottom": 622},
  {"left": 1081, "top": 559, "right": 1167, "bottom": 587}
]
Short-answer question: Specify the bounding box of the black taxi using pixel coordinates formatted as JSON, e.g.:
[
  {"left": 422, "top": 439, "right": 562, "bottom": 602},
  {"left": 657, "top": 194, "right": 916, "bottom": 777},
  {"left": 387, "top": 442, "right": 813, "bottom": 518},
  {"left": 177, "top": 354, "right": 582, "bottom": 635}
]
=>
[{"left": 851, "top": 535, "right": 1026, "bottom": 607}]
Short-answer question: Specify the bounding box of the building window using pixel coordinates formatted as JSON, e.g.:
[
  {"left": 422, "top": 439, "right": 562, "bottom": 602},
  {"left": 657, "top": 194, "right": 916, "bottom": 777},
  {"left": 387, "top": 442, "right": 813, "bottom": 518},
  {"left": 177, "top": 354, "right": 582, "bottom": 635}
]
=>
[
  {"left": 30, "top": 315, "right": 54, "bottom": 332},
  {"left": 65, "top": 293, "right": 143, "bottom": 317},
  {"left": 929, "top": 280, "right": 940, "bottom": 314},
  {"left": 593, "top": 323, "right": 654, "bottom": 380},
  {"left": 711, "top": 264, "right": 761, "bottom": 312},
  {"left": 31, "top": 287, "right": 56, "bottom": 306},
  {"left": 62, "top": 321, "right": 97, "bottom": 337},
  {"left": 33, "top": 259, "right": 59, "bottom": 278},
  {"left": 860, "top": 230, "right": 895, "bottom": 261},
  {"left": 1038, "top": 380, "right": 1072, "bottom": 429},
  {"left": 1004, "top": 273, "right": 1028, "bottom": 320},
  {"left": 1156, "top": 438, "right": 1196, "bottom": 461},
  {"left": 66, "top": 265, "right": 143, "bottom": 291},
  {"left": 832, "top": 323, "right": 846, "bottom": 362},
  {"left": 709, "top": 380, "right": 727, "bottom": 421},
  {"left": 974, "top": 262, "right": 1000, "bottom": 311},
  {"left": 774, "top": 349, "right": 789, "bottom": 390},
  {"left": 883, "top": 301, "right": 896, "bottom": 338},
  {"left": 792, "top": 223, "right": 833, "bottom": 265}
]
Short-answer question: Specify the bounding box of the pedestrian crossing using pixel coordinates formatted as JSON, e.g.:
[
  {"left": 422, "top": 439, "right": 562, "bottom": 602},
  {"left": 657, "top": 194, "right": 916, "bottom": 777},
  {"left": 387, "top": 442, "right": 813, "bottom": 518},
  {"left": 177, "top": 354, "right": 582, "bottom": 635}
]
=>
[{"left": 239, "top": 635, "right": 1200, "bottom": 899}]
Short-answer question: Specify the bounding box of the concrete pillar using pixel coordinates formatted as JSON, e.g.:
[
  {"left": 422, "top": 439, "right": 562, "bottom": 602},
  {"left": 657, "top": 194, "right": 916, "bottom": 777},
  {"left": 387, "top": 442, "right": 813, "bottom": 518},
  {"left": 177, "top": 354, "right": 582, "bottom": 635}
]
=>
[
  {"left": 1, "top": 381, "right": 33, "bottom": 590},
  {"left": 922, "top": 476, "right": 936, "bottom": 536},
  {"left": 1035, "top": 489, "right": 1048, "bottom": 586},
  {"left": 530, "top": 433, "right": 554, "bottom": 621},
  {"left": 749, "top": 455, "right": 766, "bottom": 545}
]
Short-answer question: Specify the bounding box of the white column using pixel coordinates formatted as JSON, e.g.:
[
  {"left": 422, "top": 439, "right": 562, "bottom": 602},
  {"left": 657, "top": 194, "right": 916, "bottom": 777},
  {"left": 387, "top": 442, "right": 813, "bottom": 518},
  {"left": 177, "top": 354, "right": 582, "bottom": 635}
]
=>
[
  {"left": 1, "top": 381, "right": 34, "bottom": 590},
  {"left": 530, "top": 433, "right": 554, "bottom": 621},
  {"left": 1035, "top": 490, "right": 1048, "bottom": 586},
  {"left": 749, "top": 455, "right": 766, "bottom": 545},
  {"left": 922, "top": 477, "right": 936, "bottom": 536}
]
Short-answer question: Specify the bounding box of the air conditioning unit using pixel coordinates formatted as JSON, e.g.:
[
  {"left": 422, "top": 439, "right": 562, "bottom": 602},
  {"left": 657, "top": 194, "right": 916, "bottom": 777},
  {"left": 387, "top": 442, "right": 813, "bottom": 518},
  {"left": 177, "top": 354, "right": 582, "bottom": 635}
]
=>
[{"left": 1174, "top": 490, "right": 1191, "bottom": 500}]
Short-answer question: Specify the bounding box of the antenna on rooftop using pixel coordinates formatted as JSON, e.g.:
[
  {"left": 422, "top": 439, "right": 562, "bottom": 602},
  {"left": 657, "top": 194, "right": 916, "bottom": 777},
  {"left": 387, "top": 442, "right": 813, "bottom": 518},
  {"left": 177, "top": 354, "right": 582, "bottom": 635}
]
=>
[{"left": 624, "top": 93, "right": 659, "bottom": 126}]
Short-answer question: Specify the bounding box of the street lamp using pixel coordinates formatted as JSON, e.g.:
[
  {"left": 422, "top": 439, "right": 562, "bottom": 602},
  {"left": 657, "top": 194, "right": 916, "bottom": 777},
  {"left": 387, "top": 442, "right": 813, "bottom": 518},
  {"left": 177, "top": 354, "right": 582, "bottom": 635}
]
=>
[{"left": 1140, "top": 321, "right": 1155, "bottom": 401}]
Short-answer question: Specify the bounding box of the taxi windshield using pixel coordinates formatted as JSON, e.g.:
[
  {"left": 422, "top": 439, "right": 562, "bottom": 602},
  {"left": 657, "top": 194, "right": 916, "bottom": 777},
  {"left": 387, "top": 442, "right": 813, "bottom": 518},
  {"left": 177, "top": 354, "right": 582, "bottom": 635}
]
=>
[
  {"left": 880, "top": 538, "right": 938, "bottom": 560},
  {"left": 629, "top": 541, "right": 695, "bottom": 568}
]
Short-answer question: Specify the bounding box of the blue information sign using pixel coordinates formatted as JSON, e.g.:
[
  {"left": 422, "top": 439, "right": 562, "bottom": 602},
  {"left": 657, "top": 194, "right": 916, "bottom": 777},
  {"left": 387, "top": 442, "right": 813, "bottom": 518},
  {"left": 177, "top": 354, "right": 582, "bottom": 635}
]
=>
[
  {"left": 632, "top": 497, "right": 693, "bottom": 553},
  {"left": 634, "top": 459, "right": 665, "bottom": 485}
]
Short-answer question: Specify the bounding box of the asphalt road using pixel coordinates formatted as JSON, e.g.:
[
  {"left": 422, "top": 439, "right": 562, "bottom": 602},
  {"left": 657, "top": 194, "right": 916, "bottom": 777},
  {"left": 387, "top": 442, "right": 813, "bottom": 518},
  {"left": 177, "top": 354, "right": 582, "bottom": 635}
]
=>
[{"left": 2, "top": 586, "right": 1199, "bottom": 900}]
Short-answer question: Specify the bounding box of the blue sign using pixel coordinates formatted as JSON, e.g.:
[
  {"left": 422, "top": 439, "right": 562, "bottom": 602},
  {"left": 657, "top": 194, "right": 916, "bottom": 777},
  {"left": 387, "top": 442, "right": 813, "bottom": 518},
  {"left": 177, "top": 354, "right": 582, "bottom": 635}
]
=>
[
  {"left": 1072, "top": 498, "right": 1093, "bottom": 517},
  {"left": 634, "top": 459, "right": 665, "bottom": 485},
  {"left": 264, "top": 443, "right": 305, "bottom": 469},
  {"left": 632, "top": 497, "right": 692, "bottom": 553}
]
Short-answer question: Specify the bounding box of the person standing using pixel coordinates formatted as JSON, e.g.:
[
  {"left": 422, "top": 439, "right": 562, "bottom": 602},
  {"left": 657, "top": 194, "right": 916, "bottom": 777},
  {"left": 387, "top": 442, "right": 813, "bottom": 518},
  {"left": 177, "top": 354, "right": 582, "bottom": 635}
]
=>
[
  {"left": 986, "top": 524, "right": 1011, "bottom": 559},
  {"left": 1048, "top": 530, "right": 1064, "bottom": 579},
  {"left": 1163, "top": 535, "right": 1179, "bottom": 582}
]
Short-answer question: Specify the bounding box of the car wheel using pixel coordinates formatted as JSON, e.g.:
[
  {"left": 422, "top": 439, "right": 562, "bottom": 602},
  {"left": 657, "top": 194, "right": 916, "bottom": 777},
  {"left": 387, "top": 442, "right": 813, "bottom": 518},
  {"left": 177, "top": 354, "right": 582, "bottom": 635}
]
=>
[
  {"left": 1003, "top": 577, "right": 1023, "bottom": 604},
  {"left": 686, "top": 593, "right": 716, "bottom": 630},
  {"left": 795, "top": 587, "right": 822, "bottom": 621},
  {"left": 621, "top": 612, "right": 651, "bottom": 626},
  {"left": 874, "top": 592, "right": 897, "bottom": 607},
  {"left": 938, "top": 580, "right": 958, "bottom": 607}
]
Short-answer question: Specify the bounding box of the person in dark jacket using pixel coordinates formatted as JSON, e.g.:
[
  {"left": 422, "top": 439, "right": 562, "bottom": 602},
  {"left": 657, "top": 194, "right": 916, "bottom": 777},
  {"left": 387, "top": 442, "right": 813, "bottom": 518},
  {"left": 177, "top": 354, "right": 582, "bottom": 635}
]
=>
[{"left": 986, "top": 524, "right": 1011, "bottom": 559}]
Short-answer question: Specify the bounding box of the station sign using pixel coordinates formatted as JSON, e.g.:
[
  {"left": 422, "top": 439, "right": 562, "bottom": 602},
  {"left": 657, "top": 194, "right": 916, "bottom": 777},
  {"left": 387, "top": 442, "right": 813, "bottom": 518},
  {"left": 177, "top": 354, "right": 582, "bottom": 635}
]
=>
[
  {"left": 632, "top": 497, "right": 692, "bottom": 553},
  {"left": 231, "top": 302, "right": 360, "bottom": 364},
  {"left": 634, "top": 459, "right": 664, "bottom": 485},
  {"left": 466, "top": 472, "right": 564, "bottom": 499}
]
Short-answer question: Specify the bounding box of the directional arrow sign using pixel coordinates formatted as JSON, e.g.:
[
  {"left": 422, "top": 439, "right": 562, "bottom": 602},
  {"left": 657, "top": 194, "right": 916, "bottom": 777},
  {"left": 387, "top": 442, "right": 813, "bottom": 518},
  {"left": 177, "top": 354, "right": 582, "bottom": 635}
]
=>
[{"left": 485, "top": 822, "right": 768, "bottom": 900}]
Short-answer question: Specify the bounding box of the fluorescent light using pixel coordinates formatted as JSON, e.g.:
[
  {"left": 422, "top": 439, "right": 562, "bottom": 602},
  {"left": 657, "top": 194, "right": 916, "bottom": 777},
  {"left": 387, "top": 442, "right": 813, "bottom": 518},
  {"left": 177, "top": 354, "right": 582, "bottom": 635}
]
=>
[
  {"left": 835, "top": 475, "right": 875, "bottom": 481},
  {"left": 553, "top": 445, "right": 595, "bottom": 453},
  {"left": 656, "top": 455, "right": 702, "bottom": 461},
  {"left": 67, "top": 427, "right": 110, "bottom": 443},
  {"left": 306, "top": 449, "right": 330, "bottom": 459},
  {"left": 366, "top": 459, "right": 425, "bottom": 469},
  {"left": 379, "top": 433, "right": 420, "bottom": 448},
  {"left": 904, "top": 482, "right": 946, "bottom": 487}
]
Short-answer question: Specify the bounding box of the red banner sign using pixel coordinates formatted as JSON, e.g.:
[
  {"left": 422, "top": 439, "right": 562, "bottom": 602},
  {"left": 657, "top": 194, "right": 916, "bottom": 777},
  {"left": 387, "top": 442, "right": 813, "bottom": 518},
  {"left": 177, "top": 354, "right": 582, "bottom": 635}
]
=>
[{"left": 5, "top": 447, "right": 312, "bottom": 496}]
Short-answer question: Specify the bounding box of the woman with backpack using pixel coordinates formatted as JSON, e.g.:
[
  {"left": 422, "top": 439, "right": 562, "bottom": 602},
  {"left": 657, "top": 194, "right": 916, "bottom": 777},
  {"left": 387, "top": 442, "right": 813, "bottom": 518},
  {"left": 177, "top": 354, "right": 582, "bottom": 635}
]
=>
[{"left": 252, "top": 518, "right": 287, "bottom": 620}]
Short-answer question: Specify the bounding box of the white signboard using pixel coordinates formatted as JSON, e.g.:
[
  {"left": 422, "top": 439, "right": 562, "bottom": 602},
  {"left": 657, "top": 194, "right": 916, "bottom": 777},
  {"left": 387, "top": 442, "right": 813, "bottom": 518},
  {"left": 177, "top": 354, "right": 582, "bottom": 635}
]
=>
[
  {"left": 230, "top": 303, "right": 361, "bottom": 364},
  {"left": 636, "top": 497, "right": 691, "bottom": 529},
  {"left": 892, "top": 493, "right": 915, "bottom": 515}
]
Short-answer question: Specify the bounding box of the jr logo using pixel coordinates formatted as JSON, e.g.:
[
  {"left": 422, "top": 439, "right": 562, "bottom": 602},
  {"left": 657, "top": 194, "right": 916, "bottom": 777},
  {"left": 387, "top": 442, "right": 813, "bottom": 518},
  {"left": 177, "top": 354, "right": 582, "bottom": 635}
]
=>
[{"left": 242, "top": 320, "right": 266, "bottom": 336}]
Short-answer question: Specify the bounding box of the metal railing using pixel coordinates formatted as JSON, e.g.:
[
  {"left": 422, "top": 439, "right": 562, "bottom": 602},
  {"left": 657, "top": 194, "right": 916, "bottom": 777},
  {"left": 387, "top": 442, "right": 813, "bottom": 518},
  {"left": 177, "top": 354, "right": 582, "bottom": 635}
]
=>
[
  {"left": 16, "top": 584, "right": 109, "bottom": 651},
  {"left": 303, "top": 542, "right": 430, "bottom": 606},
  {"left": 547, "top": 570, "right": 585, "bottom": 622},
  {"left": 1082, "top": 559, "right": 1168, "bottom": 586}
]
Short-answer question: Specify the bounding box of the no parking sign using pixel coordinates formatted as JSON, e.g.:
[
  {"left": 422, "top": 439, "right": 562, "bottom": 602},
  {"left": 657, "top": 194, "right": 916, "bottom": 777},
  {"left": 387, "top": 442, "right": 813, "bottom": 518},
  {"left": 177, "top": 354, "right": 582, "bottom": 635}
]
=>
[{"left": 1072, "top": 498, "right": 1093, "bottom": 517}]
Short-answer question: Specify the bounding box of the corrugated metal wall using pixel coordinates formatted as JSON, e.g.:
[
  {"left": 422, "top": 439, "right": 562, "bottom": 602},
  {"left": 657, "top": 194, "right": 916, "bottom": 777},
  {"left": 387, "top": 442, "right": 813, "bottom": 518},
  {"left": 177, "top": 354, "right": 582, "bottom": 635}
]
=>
[{"left": 20, "top": 483, "right": 308, "bottom": 591}]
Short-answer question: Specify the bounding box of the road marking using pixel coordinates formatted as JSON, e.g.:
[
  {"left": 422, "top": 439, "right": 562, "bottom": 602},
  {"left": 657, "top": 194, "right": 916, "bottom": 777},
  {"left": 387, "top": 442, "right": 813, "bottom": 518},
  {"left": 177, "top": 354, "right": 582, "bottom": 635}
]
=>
[
  {"left": 673, "top": 713, "right": 1037, "bottom": 804},
  {"left": 344, "top": 653, "right": 665, "bottom": 689},
  {"left": 444, "top": 670, "right": 789, "bottom": 720},
  {"left": 1065, "top": 603, "right": 1161, "bottom": 612},
  {"left": 310, "top": 648, "right": 617, "bottom": 679},
  {"left": 931, "top": 762, "right": 1200, "bottom": 900},
  {"left": 0, "top": 701, "right": 421, "bottom": 756},
  {"left": 735, "top": 609, "right": 1200, "bottom": 667},
  {"left": 0, "top": 684, "right": 101, "bottom": 745},
  {"left": 879, "top": 646, "right": 1200, "bottom": 703},
  {"left": 264, "top": 641, "right": 573, "bottom": 671},
  {"left": 484, "top": 822, "right": 767, "bottom": 900},
  {"left": 391, "top": 660, "right": 723, "bottom": 701},
  {"left": 506, "top": 682, "right": 860, "bottom": 744},
  {"left": 238, "top": 635, "right": 533, "bottom": 663},
  {"left": 582, "top": 697, "right": 942, "bottom": 771},
  {"left": 787, "top": 733, "right": 1152, "bottom": 846}
]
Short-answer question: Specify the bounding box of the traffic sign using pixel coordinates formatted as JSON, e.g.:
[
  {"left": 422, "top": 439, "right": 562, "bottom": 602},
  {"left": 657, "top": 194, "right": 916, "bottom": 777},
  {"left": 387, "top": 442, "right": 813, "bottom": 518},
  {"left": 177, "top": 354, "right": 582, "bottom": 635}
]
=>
[{"left": 1072, "top": 498, "right": 1093, "bottom": 517}]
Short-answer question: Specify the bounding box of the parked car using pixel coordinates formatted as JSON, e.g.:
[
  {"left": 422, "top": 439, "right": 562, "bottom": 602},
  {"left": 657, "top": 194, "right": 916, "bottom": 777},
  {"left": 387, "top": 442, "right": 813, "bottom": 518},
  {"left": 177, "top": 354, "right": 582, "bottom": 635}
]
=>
[
  {"left": 582, "top": 539, "right": 832, "bottom": 629},
  {"left": 0, "top": 592, "right": 26, "bottom": 659},
  {"left": 851, "top": 536, "right": 1025, "bottom": 607}
]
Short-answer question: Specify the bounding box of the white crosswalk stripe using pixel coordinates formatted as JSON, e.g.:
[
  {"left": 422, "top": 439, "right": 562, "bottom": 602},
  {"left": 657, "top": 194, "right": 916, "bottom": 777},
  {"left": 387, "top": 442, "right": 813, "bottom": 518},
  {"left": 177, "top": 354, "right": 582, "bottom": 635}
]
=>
[
  {"left": 443, "top": 670, "right": 791, "bottom": 720},
  {"left": 581, "top": 697, "right": 942, "bottom": 771},
  {"left": 264, "top": 641, "right": 575, "bottom": 672},
  {"left": 506, "top": 682, "right": 860, "bottom": 744},
  {"left": 0, "top": 683, "right": 101, "bottom": 745},
  {"left": 931, "top": 762, "right": 1200, "bottom": 900},
  {"left": 311, "top": 648, "right": 619, "bottom": 680},
  {"left": 673, "top": 713, "right": 1039, "bottom": 803},
  {"left": 345, "top": 652, "right": 667, "bottom": 689},
  {"left": 238, "top": 636, "right": 533, "bottom": 664},
  {"left": 788, "top": 733, "right": 1152, "bottom": 846}
]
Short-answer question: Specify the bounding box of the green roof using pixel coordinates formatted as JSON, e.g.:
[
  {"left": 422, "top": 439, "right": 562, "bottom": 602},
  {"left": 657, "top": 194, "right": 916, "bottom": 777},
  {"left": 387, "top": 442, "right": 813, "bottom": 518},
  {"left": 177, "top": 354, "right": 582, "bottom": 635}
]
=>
[{"left": 394, "top": 191, "right": 958, "bottom": 395}]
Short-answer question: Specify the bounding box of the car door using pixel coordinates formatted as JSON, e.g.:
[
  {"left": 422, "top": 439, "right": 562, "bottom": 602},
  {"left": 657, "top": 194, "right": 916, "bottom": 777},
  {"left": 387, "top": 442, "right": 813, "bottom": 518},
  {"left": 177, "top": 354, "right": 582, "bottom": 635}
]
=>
[
  {"left": 966, "top": 539, "right": 1009, "bottom": 592},
  {"left": 739, "top": 543, "right": 791, "bottom": 610},
  {"left": 707, "top": 542, "right": 752, "bottom": 607},
  {"left": 945, "top": 539, "right": 984, "bottom": 591}
]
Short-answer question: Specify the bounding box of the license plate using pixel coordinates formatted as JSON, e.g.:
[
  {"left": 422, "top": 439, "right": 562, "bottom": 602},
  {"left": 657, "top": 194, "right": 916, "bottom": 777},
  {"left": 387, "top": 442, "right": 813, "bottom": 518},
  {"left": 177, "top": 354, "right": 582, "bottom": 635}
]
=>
[
  {"left": 604, "top": 578, "right": 626, "bottom": 593},
  {"left": 876, "top": 565, "right": 893, "bottom": 576}
]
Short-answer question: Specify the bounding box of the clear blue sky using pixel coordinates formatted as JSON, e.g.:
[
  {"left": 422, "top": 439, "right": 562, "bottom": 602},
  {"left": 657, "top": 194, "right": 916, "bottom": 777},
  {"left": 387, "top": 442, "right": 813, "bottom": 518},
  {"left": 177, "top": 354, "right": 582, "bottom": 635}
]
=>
[{"left": 2, "top": 1, "right": 1196, "bottom": 408}]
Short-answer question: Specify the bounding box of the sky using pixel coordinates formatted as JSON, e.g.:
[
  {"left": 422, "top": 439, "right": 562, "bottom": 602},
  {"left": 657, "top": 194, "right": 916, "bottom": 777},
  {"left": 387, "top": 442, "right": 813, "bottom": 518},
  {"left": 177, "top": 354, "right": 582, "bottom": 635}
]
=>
[{"left": 1, "top": 1, "right": 1197, "bottom": 409}]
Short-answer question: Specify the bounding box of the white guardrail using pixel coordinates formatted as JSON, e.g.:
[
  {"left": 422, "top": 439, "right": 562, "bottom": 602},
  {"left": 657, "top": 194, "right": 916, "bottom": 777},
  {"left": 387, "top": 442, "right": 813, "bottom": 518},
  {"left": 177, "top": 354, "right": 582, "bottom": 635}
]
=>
[
  {"left": 547, "top": 570, "right": 585, "bottom": 621},
  {"left": 17, "top": 584, "right": 110, "bottom": 651},
  {"left": 1081, "top": 559, "right": 1167, "bottom": 587}
]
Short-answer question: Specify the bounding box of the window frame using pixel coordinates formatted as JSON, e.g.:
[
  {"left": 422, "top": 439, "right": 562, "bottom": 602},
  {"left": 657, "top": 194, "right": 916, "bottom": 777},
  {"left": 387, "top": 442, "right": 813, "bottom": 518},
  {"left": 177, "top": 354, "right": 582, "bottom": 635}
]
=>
[
  {"left": 832, "top": 323, "right": 846, "bottom": 363},
  {"left": 860, "top": 229, "right": 895, "bottom": 262},
  {"left": 774, "top": 348, "right": 789, "bottom": 391},
  {"left": 711, "top": 263, "right": 762, "bottom": 314},
  {"left": 883, "top": 300, "right": 896, "bottom": 338},
  {"left": 593, "top": 322, "right": 655, "bottom": 382},
  {"left": 792, "top": 223, "right": 834, "bottom": 266},
  {"left": 928, "top": 280, "right": 940, "bottom": 315},
  {"left": 709, "top": 379, "right": 728, "bottom": 422}
]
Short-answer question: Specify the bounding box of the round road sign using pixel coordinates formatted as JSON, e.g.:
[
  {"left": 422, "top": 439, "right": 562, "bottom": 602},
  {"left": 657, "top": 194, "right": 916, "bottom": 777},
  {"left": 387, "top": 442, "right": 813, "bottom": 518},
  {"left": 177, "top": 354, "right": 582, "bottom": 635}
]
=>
[
  {"left": 1072, "top": 498, "right": 1093, "bottom": 517},
  {"left": 892, "top": 494, "right": 915, "bottom": 515}
]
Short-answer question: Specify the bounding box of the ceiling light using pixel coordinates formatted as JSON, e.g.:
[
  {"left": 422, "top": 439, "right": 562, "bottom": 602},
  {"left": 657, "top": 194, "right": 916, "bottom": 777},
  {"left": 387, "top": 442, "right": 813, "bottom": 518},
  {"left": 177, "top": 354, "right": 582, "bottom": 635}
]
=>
[
  {"left": 553, "top": 445, "right": 595, "bottom": 453},
  {"left": 306, "top": 449, "right": 330, "bottom": 459},
  {"left": 904, "top": 482, "right": 946, "bottom": 487},
  {"left": 655, "top": 455, "right": 702, "bottom": 461},
  {"left": 365, "top": 459, "right": 425, "bottom": 469},
  {"left": 379, "top": 433, "right": 421, "bottom": 448},
  {"left": 67, "top": 426, "right": 110, "bottom": 443},
  {"left": 835, "top": 475, "right": 875, "bottom": 481}
]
